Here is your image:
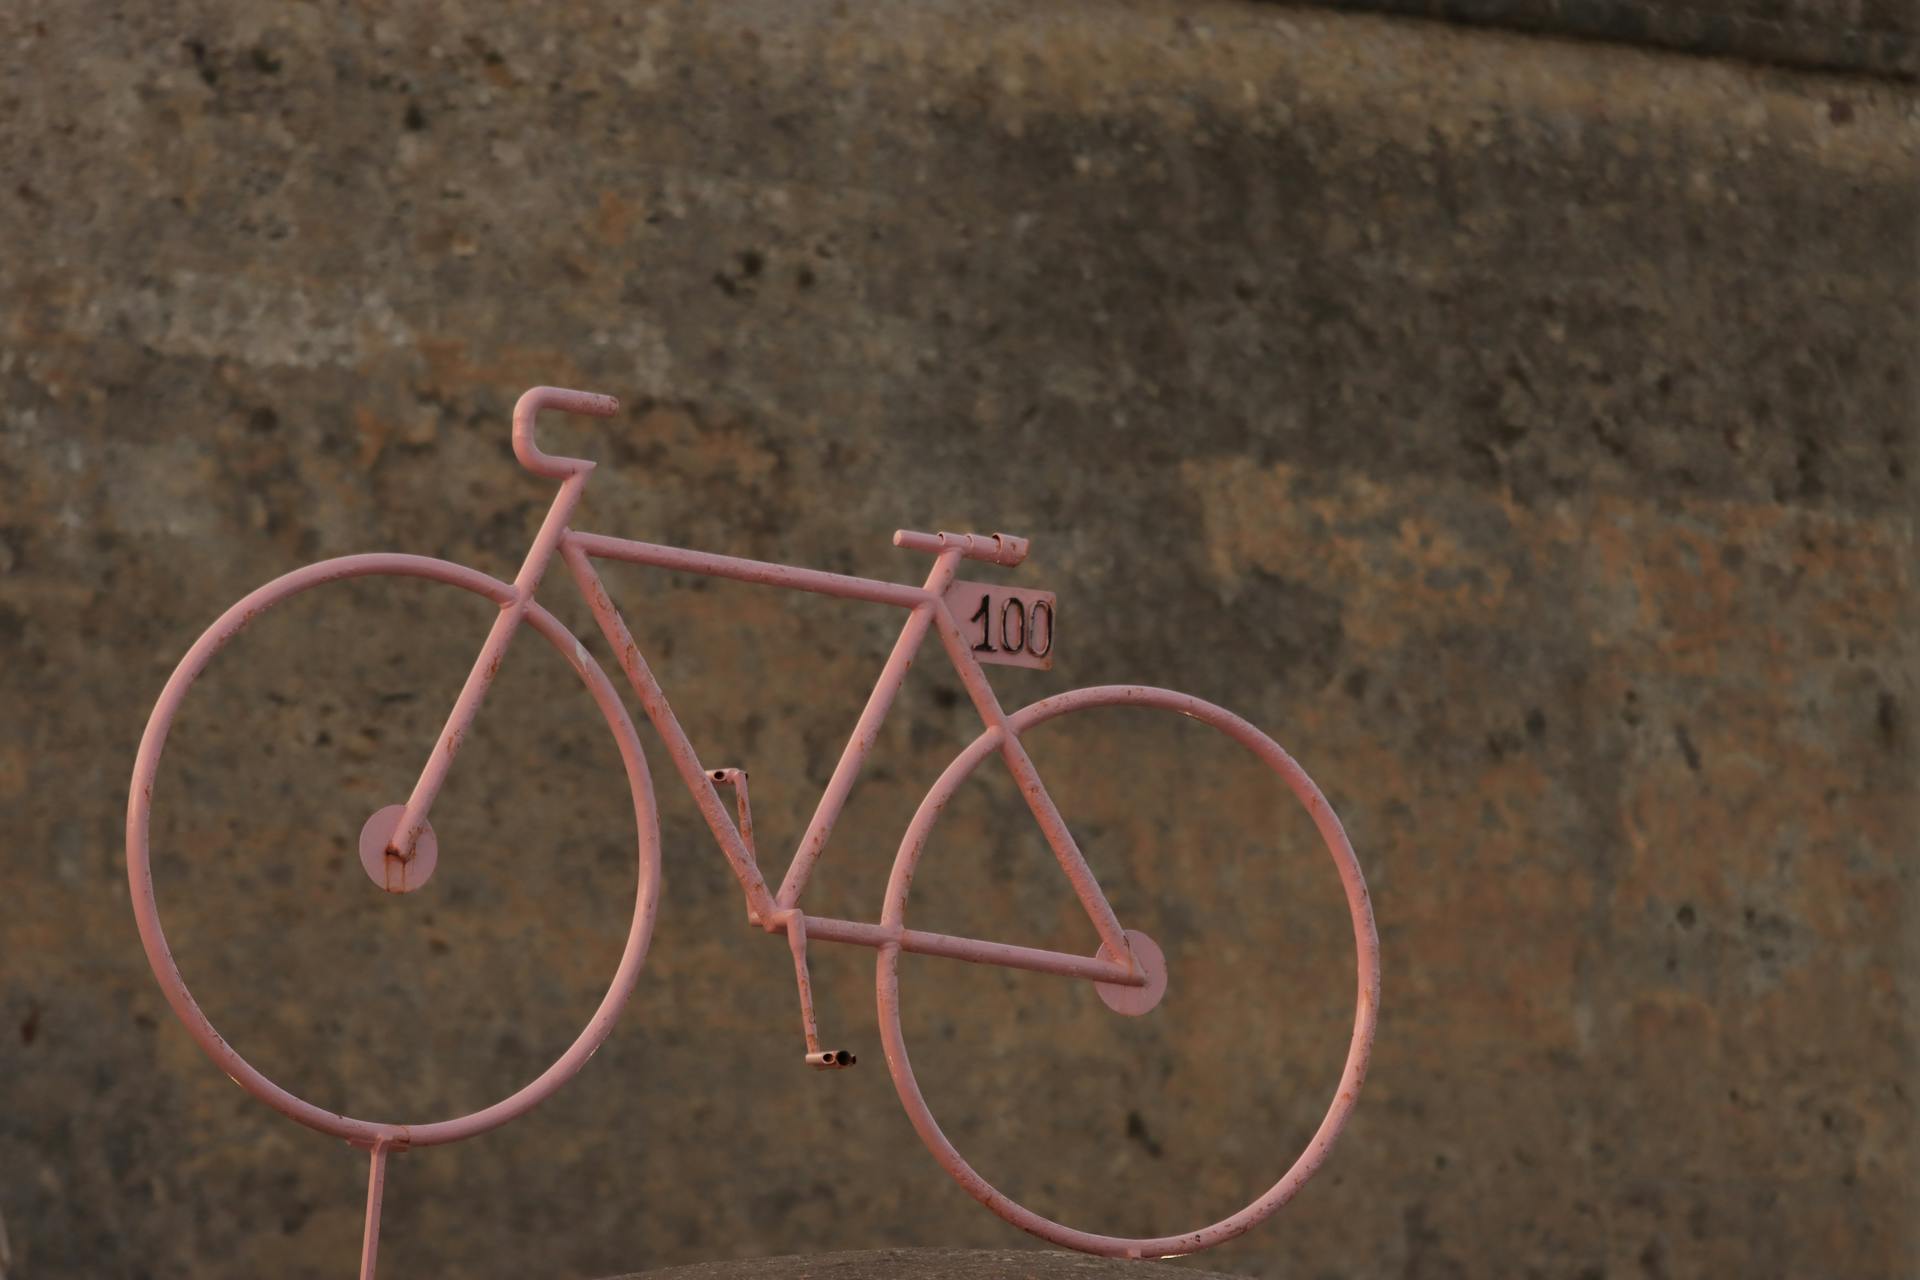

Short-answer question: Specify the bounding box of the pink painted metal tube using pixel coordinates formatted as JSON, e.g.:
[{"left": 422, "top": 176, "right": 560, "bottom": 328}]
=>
[
  {"left": 387, "top": 387, "right": 617, "bottom": 858},
  {"left": 358, "top": 1140, "right": 392, "bottom": 1280},
  {"left": 774, "top": 909, "right": 823, "bottom": 1055},
  {"left": 560, "top": 535, "right": 779, "bottom": 921},
  {"left": 512, "top": 385, "right": 619, "bottom": 479},
  {"left": 389, "top": 469, "right": 588, "bottom": 859},
  {"left": 925, "top": 601, "right": 1134, "bottom": 967},
  {"left": 892, "top": 528, "right": 1029, "bottom": 567},
  {"left": 776, "top": 552, "right": 962, "bottom": 908},
  {"left": 799, "top": 915, "right": 1138, "bottom": 986},
  {"left": 714, "top": 768, "right": 756, "bottom": 856},
  {"left": 568, "top": 531, "right": 928, "bottom": 610}
]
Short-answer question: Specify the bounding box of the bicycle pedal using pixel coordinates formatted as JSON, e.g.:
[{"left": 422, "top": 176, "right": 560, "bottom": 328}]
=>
[{"left": 805, "top": 1049, "right": 856, "bottom": 1070}]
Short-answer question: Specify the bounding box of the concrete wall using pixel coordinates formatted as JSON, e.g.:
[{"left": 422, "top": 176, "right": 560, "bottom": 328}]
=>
[{"left": 1, "top": 0, "right": 1912, "bottom": 1276}]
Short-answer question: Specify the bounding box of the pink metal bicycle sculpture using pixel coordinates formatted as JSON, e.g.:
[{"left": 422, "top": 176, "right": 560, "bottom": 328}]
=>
[{"left": 126, "top": 387, "right": 1380, "bottom": 1276}]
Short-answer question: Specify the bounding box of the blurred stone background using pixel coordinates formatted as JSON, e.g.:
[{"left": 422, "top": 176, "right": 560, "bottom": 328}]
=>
[{"left": 0, "top": 0, "right": 1913, "bottom": 1276}]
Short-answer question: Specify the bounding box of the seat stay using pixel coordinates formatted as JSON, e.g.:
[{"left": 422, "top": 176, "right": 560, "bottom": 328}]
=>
[{"left": 926, "top": 596, "right": 1136, "bottom": 968}]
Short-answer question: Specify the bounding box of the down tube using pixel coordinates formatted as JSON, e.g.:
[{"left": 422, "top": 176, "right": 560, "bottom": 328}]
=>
[{"left": 558, "top": 535, "right": 778, "bottom": 919}]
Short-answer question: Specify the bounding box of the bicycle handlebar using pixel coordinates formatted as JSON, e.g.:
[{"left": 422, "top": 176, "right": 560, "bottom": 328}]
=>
[
  {"left": 507, "top": 392, "right": 1029, "bottom": 575},
  {"left": 513, "top": 385, "right": 621, "bottom": 479},
  {"left": 893, "top": 529, "right": 1030, "bottom": 568}
]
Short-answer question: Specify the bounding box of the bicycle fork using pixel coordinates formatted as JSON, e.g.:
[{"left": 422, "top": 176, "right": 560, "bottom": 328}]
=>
[
  {"left": 365, "top": 392, "right": 615, "bottom": 893},
  {"left": 711, "top": 767, "right": 856, "bottom": 1070}
]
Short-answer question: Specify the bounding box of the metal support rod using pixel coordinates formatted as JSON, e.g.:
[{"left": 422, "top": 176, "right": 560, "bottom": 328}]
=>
[{"left": 358, "top": 1140, "right": 392, "bottom": 1280}]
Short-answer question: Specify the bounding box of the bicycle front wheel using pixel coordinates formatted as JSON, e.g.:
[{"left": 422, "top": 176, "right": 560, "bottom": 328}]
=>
[
  {"left": 125, "top": 553, "right": 661, "bottom": 1148},
  {"left": 876, "top": 684, "right": 1378, "bottom": 1257}
]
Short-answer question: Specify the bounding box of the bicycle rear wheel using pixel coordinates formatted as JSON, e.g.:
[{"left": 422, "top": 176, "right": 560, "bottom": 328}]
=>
[
  {"left": 125, "top": 552, "right": 661, "bottom": 1148},
  {"left": 876, "top": 684, "right": 1378, "bottom": 1257}
]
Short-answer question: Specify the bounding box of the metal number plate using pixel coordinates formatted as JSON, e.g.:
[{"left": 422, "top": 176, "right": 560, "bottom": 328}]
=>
[{"left": 946, "top": 580, "right": 1056, "bottom": 671}]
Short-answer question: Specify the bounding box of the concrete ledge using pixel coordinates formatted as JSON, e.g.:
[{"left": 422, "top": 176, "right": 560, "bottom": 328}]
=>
[
  {"left": 1285, "top": 0, "right": 1917, "bottom": 79},
  {"left": 620, "top": 1249, "right": 1240, "bottom": 1279}
]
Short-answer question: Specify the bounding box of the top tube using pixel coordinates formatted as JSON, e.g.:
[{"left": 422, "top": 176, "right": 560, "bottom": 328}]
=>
[{"left": 565, "top": 531, "right": 931, "bottom": 611}]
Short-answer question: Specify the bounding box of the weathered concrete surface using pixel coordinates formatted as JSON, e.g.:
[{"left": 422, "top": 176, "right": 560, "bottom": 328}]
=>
[
  {"left": 1299, "top": 0, "right": 1918, "bottom": 79},
  {"left": 0, "top": 0, "right": 1913, "bottom": 1278},
  {"left": 621, "top": 1248, "right": 1238, "bottom": 1278}
]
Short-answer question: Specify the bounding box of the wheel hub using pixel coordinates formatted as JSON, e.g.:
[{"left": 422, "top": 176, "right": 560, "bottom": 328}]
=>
[
  {"left": 1094, "top": 928, "right": 1168, "bottom": 1016},
  {"left": 357, "top": 804, "right": 438, "bottom": 894}
]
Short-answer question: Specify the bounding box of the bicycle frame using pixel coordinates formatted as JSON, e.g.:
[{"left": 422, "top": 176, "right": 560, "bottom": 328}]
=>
[
  {"left": 127, "top": 385, "right": 1377, "bottom": 1273},
  {"left": 382, "top": 388, "right": 1144, "bottom": 992}
]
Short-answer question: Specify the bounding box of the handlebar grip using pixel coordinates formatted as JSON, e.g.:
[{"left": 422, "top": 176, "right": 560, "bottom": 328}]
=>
[{"left": 537, "top": 388, "right": 620, "bottom": 419}]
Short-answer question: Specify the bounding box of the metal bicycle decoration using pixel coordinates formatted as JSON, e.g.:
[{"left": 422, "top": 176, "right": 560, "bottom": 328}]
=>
[{"left": 126, "top": 387, "right": 1381, "bottom": 1276}]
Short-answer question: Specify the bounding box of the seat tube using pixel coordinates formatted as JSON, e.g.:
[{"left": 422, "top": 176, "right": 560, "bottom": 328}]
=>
[
  {"left": 775, "top": 550, "right": 963, "bottom": 908},
  {"left": 387, "top": 471, "right": 590, "bottom": 858}
]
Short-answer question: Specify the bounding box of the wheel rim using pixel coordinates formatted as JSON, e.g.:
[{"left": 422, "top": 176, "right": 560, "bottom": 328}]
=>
[
  {"left": 125, "top": 553, "right": 661, "bottom": 1149},
  {"left": 875, "top": 684, "right": 1379, "bottom": 1256}
]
